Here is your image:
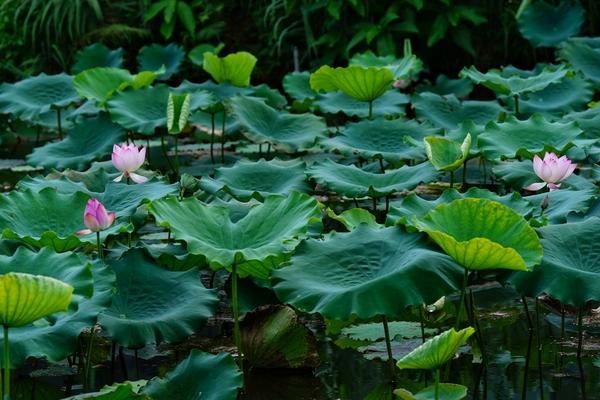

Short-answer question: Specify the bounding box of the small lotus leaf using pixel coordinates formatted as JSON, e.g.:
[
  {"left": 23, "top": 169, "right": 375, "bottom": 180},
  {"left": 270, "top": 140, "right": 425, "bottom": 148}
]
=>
[
  {"left": 203, "top": 51, "right": 257, "bottom": 87},
  {"left": 98, "top": 249, "right": 218, "bottom": 347},
  {"left": 424, "top": 134, "right": 471, "bottom": 172},
  {"left": 518, "top": 1, "right": 584, "bottom": 47},
  {"left": 394, "top": 383, "right": 468, "bottom": 400},
  {"left": 230, "top": 96, "right": 327, "bottom": 152},
  {"left": 138, "top": 43, "right": 185, "bottom": 80},
  {"left": 272, "top": 225, "right": 464, "bottom": 320},
  {"left": 143, "top": 350, "right": 243, "bottom": 400},
  {"left": 310, "top": 65, "right": 394, "bottom": 102},
  {"left": 397, "top": 327, "right": 475, "bottom": 370},
  {"left": 326, "top": 208, "right": 379, "bottom": 231},
  {"left": 72, "top": 43, "right": 124, "bottom": 74},
  {"left": 73, "top": 67, "right": 158, "bottom": 105},
  {"left": 415, "top": 198, "right": 543, "bottom": 271},
  {"left": 307, "top": 160, "right": 439, "bottom": 198},
  {"left": 148, "top": 192, "right": 322, "bottom": 279}
]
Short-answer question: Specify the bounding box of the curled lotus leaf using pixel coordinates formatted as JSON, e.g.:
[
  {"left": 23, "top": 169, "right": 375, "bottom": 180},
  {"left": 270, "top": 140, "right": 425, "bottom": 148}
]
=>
[
  {"left": 203, "top": 51, "right": 257, "bottom": 87},
  {"left": 310, "top": 65, "right": 394, "bottom": 102},
  {"left": 517, "top": 1, "right": 584, "bottom": 48},
  {"left": 73, "top": 67, "right": 159, "bottom": 105},
  {"left": 414, "top": 198, "right": 543, "bottom": 271},
  {"left": 424, "top": 134, "right": 471, "bottom": 172}
]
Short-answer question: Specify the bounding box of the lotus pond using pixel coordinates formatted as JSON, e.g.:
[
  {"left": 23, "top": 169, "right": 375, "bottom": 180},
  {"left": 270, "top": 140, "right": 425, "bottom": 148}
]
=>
[{"left": 1, "top": 12, "right": 600, "bottom": 400}]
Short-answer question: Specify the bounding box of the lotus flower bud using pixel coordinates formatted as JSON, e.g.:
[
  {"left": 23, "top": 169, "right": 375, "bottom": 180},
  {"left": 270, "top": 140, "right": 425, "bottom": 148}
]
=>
[{"left": 80, "top": 198, "right": 115, "bottom": 233}]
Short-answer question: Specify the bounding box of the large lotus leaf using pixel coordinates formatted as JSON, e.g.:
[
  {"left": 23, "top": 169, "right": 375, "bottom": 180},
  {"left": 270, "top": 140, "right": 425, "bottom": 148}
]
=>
[
  {"left": 412, "top": 93, "right": 505, "bottom": 129},
  {"left": 310, "top": 65, "right": 394, "bottom": 102},
  {"left": 350, "top": 51, "right": 423, "bottom": 80},
  {"left": 63, "top": 381, "right": 148, "bottom": 400},
  {"left": 307, "top": 160, "right": 439, "bottom": 198},
  {"left": 558, "top": 39, "right": 600, "bottom": 85},
  {"left": 0, "top": 73, "right": 79, "bottom": 120},
  {"left": 397, "top": 327, "right": 475, "bottom": 370},
  {"left": 143, "top": 350, "right": 242, "bottom": 400},
  {"left": 394, "top": 383, "right": 468, "bottom": 400},
  {"left": 199, "top": 158, "right": 308, "bottom": 201},
  {"left": 525, "top": 189, "right": 598, "bottom": 224},
  {"left": 203, "top": 51, "right": 257, "bottom": 87},
  {"left": 272, "top": 225, "right": 463, "bottom": 320},
  {"left": 283, "top": 71, "right": 316, "bottom": 101},
  {"left": 415, "top": 198, "right": 543, "bottom": 271},
  {"left": 424, "top": 134, "right": 471, "bottom": 172},
  {"left": 138, "top": 43, "right": 185, "bottom": 80},
  {"left": 460, "top": 64, "right": 568, "bottom": 96},
  {"left": 564, "top": 105, "right": 600, "bottom": 138},
  {"left": 73, "top": 67, "right": 158, "bottom": 105},
  {"left": 387, "top": 188, "right": 534, "bottom": 227},
  {"left": 72, "top": 43, "right": 124, "bottom": 74},
  {"left": 26, "top": 115, "right": 125, "bottom": 170},
  {"left": 98, "top": 249, "right": 218, "bottom": 347},
  {"left": 324, "top": 119, "right": 437, "bottom": 162},
  {"left": 509, "top": 218, "right": 600, "bottom": 307},
  {"left": 313, "top": 90, "right": 409, "bottom": 118},
  {"left": 0, "top": 188, "right": 129, "bottom": 252},
  {"left": 0, "top": 273, "right": 73, "bottom": 327},
  {"left": 518, "top": 1, "right": 584, "bottom": 47},
  {"left": 0, "top": 248, "right": 113, "bottom": 368},
  {"left": 415, "top": 75, "right": 474, "bottom": 98},
  {"left": 478, "top": 113, "right": 586, "bottom": 160},
  {"left": 148, "top": 192, "right": 322, "bottom": 279},
  {"left": 230, "top": 96, "right": 327, "bottom": 152},
  {"left": 106, "top": 84, "right": 170, "bottom": 134}
]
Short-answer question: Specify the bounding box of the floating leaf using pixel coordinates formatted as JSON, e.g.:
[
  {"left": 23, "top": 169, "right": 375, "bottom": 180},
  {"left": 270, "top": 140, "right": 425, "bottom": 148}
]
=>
[
  {"left": 517, "top": 1, "right": 584, "bottom": 47},
  {"left": 167, "top": 92, "right": 191, "bottom": 134},
  {"left": 199, "top": 158, "right": 308, "bottom": 201},
  {"left": 272, "top": 225, "right": 463, "bottom": 320},
  {"left": 98, "top": 249, "right": 218, "bottom": 347},
  {"left": 72, "top": 43, "right": 124, "bottom": 74},
  {"left": 63, "top": 380, "right": 148, "bottom": 399},
  {"left": 307, "top": 160, "right": 439, "bottom": 198},
  {"left": 397, "top": 327, "right": 475, "bottom": 370},
  {"left": 148, "top": 192, "right": 322, "bottom": 279},
  {"left": 394, "top": 383, "right": 468, "bottom": 400},
  {"left": 424, "top": 134, "right": 471, "bottom": 172},
  {"left": 310, "top": 65, "right": 394, "bottom": 102},
  {"left": 203, "top": 51, "right": 257, "bottom": 87},
  {"left": 230, "top": 96, "right": 327, "bottom": 152},
  {"left": 415, "top": 198, "right": 543, "bottom": 271},
  {"left": 138, "top": 43, "right": 185, "bottom": 80},
  {"left": 143, "top": 350, "right": 243, "bottom": 400},
  {"left": 413, "top": 93, "right": 504, "bottom": 129},
  {"left": 341, "top": 321, "right": 435, "bottom": 342}
]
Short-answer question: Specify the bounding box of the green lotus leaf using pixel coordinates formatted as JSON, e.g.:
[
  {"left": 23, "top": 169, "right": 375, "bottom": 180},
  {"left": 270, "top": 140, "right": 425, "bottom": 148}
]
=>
[
  {"left": 310, "top": 65, "right": 394, "bottom": 102},
  {"left": 387, "top": 188, "right": 534, "bottom": 227},
  {"left": 0, "top": 188, "right": 129, "bottom": 252},
  {"left": 98, "top": 249, "right": 218, "bottom": 347},
  {"left": 350, "top": 51, "right": 423, "bottom": 80},
  {"left": 558, "top": 38, "right": 600, "bottom": 85},
  {"left": 26, "top": 115, "right": 126, "bottom": 170},
  {"left": 190, "top": 80, "right": 251, "bottom": 103},
  {"left": 72, "top": 43, "right": 124, "bottom": 74},
  {"left": 0, "top": 73, "right": 79, "bottom": 120},
  {"left": 509, "top": 218, "right": 600, "bottom": 307},
  {"left": 459, "top": 64, "right": 568, "bottom": 96},
  {"left": 283, "top": 71, "right": 316, "bottom": 101},
  {"left": 138, "top": 43, "right": 185, "bottom": 80},
  {"left": 397, "top": 327, "right": 475, "bottom": 370},
  {"left": 63, "top": 380, "right": 148, "bottom": 399},
  {"left": 230, "top": 95, "right": 327, "bottom": 152},
  {"left": 199, "top": 158, "right": 308, "bottom": 201},
  {"left": 341, "top": 321, "right": 435, "bottom": 342},
  {"left": 412, "top": 93, "right": 505, "bottom": 129},
  {"left": 203, "top": 51, "right": 257, "bottom": 87},
  {"left": 148, "top": 192, "right": 322, "bottom": 279},
  {"left": 525, "top": 189, "right": 598, "bottom": 224},
  {"left": 143, "top": 350, "right": 243, "bottom": 400},
  {"left": 250, "top": 83, "right": 287, "bottom": 108},
  {"left": 324, "top": 119, "right": 437, "bottom": 162},
  {"left": 272, "top": 225, "right": 463, "bottom": 320},
  {"left": 326, "top": 207, "right": 380, "bottom": 231},
  {"left": 517, "top": 1, "right": 584, "bottom": 47},
  {"left": 73, "top": 67, "right": 159, "bottom": 105},
  {"left": 313, "top": 90, "right": 409, "bottom": 118},
  {"left": 307, "top": 160, "right": 439, "bottom": 198},
  {"left": 446, "top": 121, "right": 485, "bottom": 156},
  {"left": 478, "top": 113, "right": 586, "bottom": 160},
  {"left": 106, "top": 84, "right": 171, "bottom": 134},
  {"left": 564, "top": 105, "right": 600, "bottom": 139},
  {"left": 424, "top": 134, "right": 471, "bottom": 172},
  {"left": 188, "top": 43, "right": 224, "bottom": 66},
  {"left": 0, "top": 273, "right": 73, "bottom": 327},
  {"left": 416, "top": 74, "right": 474, "bottom": 98},
  {"left": 0, "top": 248, "right": 113, "bottom": 368},
  {"left": 143, "top": 242, "right": 207, "bottom": 271},
  {"left": 167, "top": 92, "right": 191, "bottom": 134},
  {"left": 415, "top": 198, "right": 543, "bottom": 271},
  {"left": 394, "top": 383, "right": 468, "bottom": 400}
]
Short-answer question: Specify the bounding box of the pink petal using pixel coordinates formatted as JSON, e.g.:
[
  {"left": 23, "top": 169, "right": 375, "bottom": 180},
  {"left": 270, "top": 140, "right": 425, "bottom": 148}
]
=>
[
  {"left": 129, "top": 172, "right": 149, "bottom": 184},
  {"left": 532, "top": 155, "right": 543, "bottom": 178},
  {"left": 76, "top": 229, "right": 92, "bottom": 236},
  {"left": 561, "top": 163, "right": 577, "bottom": 180},
  {"left": 524, "top": 182, "right": 547, "bottom": 191},
  {"left": 84, "top": 213, "right": 100, "bottom": 231},
  {"left": 113, "top": 174, "right": 124, "bottom": 182},
  {"left": 548, "top": 183, "right": 561, "bottom": 191}
]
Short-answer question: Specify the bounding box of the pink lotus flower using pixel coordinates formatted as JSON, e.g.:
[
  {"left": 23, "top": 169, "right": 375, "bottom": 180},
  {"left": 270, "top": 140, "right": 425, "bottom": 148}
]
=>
[
  {"left": 393, "top": 79, "right": 409, "bottom": 89},
  {"left": 77, "top": 198, "right": 115, "bottom": 235},
  {"left": 524, "top": 152, "right": 576, "bottom": 191},
  {"left": 112, "top": 143, "right": 148, "bottom": 183}
]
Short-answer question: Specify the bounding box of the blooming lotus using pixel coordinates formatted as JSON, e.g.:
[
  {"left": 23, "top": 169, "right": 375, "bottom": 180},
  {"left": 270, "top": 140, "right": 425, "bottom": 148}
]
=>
[
  {"left": 393, "top": 79, "right": 409, "bottom": 89},
  {"left": 77, "top": 198, "right": 115, "bottom": 235},
  {"left": 524, "top": 152, "right": 576, "bottom": 191},
  {"left": 112, "top": 143, "right": 148, "bottom": 183}
]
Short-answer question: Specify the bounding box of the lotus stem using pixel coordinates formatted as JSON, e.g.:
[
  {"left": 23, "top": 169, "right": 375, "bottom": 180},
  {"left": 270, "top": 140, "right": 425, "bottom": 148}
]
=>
[
  {"left": 3, "top": 325, "right": 8, "bottom": 400},
  {"left": 434, "top": 368, "right": 440, "bottom": 400},
  {"left": 560, "top": 305, "right": 565, "bottom": 339},
  {"left": 470, "top": 289, "right": 488, "bottom": 372},
  {"left": 462, "top": 162, "right": 467, "bottom": 190},
  {"left": 577, "top": 307, "right": 584, "bottom": 359},
  {"left": 535, "top": 298, "right": 544, "bottom": 399},
  {"left": 514, "top": 94, "right": 519, "bottom": 116},
  {"left": 266, "top": 143, "right": 271, "bottom": 159},
  {"left": 259, "top": 144, "right": 262, "bottom": 158},
  {"left": 96, "top": 232, "right": 103, "bottom": 261},
  {"left": 455, "top": 269, "right": 469, "bottom": 329},
  {"left": 56, "top": 108, "right": 63, "bottom": 139},
  {"left": 231, "top": 263, "right": 244, "bottom": 372},
  {"left": 368, "top": 100, "right": 373, "bottom": 120},
  {"left": 522, "top": 296, "right": 533, "bottom": 333},
  {"left": 522, "top": 329, "right": 533, "bottom": 400},
  {"left": 372, "top": 197, "right": 377, "bottom": 213},
  {"left": 379, "top": 159, "right": 385, "bottom": 173},
  {"left": 221, "top": 111, "right": 226, "bottom": 164},
  {"left": 160, "top": 135, "right": 176, "bottom": 178},
  {"left": 119, "top": 346, "right": 128, "bottom": 380},
  {"left": 174, "top": 136, "right": 180, "bottom": 178},
  {"left": 381, "top": 315, "right": 396, "bottom": 385},
  {"left": 210, "top": 112, "right": 216, "bottom": 164},
  {"left": 418, "top": 306, "right": 426, "bottom": 344},
  {"left": 84, "top": 326, "right": 96, "bottom": 392}
]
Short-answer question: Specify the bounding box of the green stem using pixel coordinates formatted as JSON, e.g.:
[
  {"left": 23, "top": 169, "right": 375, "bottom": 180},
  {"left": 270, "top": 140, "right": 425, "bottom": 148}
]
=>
[
  {"left": 535, "top": 298, "right": 544, "bottom": 400},
  {"left": 231, "top": 264, "right": 244, "bottom": 372},
  {"left": 450, "top": 171, "right": 454, "bottom": 189},
  {"left": 210, "top": 112, "right": 215, "bottom": 164},
  {"left": 435, "top": 368, "right": 440, "bottom": 400},
  {"left": 514, "top": 94, "right": 519, "bottom": 116},
  {"left": 379, "top": 158, "right": 385, "bottom": 173},
  {"left": 84, "top": 326, "right": 95, "bottom": 392},
  {"left": 368, "top": 100, "right": 373, "bottom": 120},
  {"left": 381, "top": 316, "right": 396, "bottom": 385},
  {"left": 160, "top": 135, "right": 176, "bottom": 178},
  {"left": 577, "top": 307, "right": 584, "bottom": 359},
  {"left": 221, "top": 111, "right": 226, "bottom": 164},
  {"left": 455, "top": 269, "right": 469, "bottom": 329},
  {"left": 3, "top": 325, "right": 8, "bottom": 400},
  {"left": 96, "top": 232, "right": 102, "bottom": 261},
  {"left": 174, "top": 136, "right": 180, "bottom": 178},
  {"left": 462, "top": 162, "right": 467, "bottom": 190},
  {"left": 56, "top": 108, "right": 63, "bottom": 139}
]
